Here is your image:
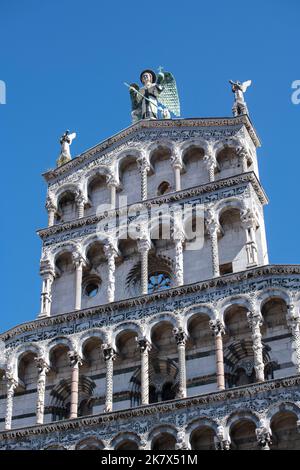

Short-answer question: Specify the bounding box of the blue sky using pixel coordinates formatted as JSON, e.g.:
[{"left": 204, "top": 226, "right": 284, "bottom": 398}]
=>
[{"left": 0, "top": 0, "right": 299, "bottom": 331}]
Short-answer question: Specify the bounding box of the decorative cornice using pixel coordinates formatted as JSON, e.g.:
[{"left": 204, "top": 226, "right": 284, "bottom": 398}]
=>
[
  {"left": 1, "top": 264, "right": 300, "bottom": 342},
  {"left": 0, "top": 374, "right": 298, "bottom": 441},
  {"left": 42, "top": 116, "right": 261, "bottom": 183},
  {"left": 37, "top": 172, "right": 267, "bottom": 240}
]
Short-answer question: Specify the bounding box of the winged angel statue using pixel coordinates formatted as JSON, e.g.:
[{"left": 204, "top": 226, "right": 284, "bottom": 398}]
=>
[
  {"left": 229, "top": 80, "right": 252, "bottom": 116},
  {"left": 125, "top": 68, "right": 180, "bottom": 123},
  {"left": 57, "top": 130, "right": 77, "bottom": 167}
]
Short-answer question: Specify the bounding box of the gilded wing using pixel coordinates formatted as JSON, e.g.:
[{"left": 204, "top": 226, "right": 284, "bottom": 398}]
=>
[{"left": 157, "top": 71, "right": 181, "bottom": 117}]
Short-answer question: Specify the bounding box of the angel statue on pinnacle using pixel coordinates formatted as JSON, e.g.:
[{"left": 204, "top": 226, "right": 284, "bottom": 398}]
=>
[
  {"left": 125, "top": 67, "right": 181, "bottom": 123},
  {"left": 229, "top": 79, "right": 252, "bottom": 116}
]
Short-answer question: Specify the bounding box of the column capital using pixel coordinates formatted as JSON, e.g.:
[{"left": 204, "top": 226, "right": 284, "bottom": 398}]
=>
[
  {"left": 102, "top": 344, "right": 117, "bottom": 362},
  {"left": 68, "top": 351, "right": 83, "bottom": 368},
  {"left": 106, "top": 173, "right": 119, "bottom": 189},
  {"left": 241, "top": 208, "right": 258, "bottom": 229},
  {"left": 137, "top": 237, "right": 151, "bottom": 253},
  {"left": 209, "top": 319, "right": 225, "bottom": 336},
  {"left": 256, "top": 427, "right": 272, "bottom": 450},
  {"left": 40, "top": 259, "right": 55, "bottom": 278},
  {"left": 205, "top": 209, "right": 221, "bottom": 236},
  {"left": 247, "top": 310, "right": 263, "bottom": 329},
  {"left": 173, "top": 327, "right": 187, "bottom": 345},
  {"left": 73, "top": 253, "right": 87, "bottom": 269},
  {"left": 170, "top": 147, "right": 183, "bottom": 170},
  {"left": 214, "top": 425, "right": 231, "bottom": 450},
  {"left": 103, "top": 240, "right": 119, "bottom": 259},
  {"left": 5, "top": 369, "right": 19, "bottom": 393},
  {"left": 137, "top": 155, "right": 150, "bottom": 173},
  {"left": 45, "top": 195, "right": 57, "bottom": 212},
  {"left": 137, "top": 336, "right": 152, "bottom": 353},
  {"left": 74, "top": 189, "right": 87, "bottom": 205},
  {"left": 34, "top": 357, "right": 50, "bottom": 374}
]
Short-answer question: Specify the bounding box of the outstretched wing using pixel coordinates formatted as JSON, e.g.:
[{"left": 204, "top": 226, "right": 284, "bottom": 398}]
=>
[
  {"left": 158, "top": 71, "right": 180, "bottom": 117},
  {"left": 241, "top": 80, "right": 252, "bottom": 93},
  {"left": 68, "top": 132, "right": 77, "bottom": 143}
]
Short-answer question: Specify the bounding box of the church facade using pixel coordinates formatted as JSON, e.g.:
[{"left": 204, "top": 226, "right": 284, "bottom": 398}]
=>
[{"left": 0, "top": 111, "right": 300, "bottom": 450}]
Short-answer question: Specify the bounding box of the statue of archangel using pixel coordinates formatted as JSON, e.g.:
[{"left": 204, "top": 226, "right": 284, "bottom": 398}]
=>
[
  {"left": 57, "top": 130, "right": 77, "bottom": 167},
  {"left": 126, "top": 68, "right": 180, "bottom": 123},
  {"left": 229, "top": 79, "right": 252, "bottom": 116}
]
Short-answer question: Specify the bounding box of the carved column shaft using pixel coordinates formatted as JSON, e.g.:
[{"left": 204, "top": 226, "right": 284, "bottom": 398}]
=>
[
  {"left": 104, "top": 244, "right": 117, "bottom": 303},
  {"left": 207, "top": 220, "right": 220, "bottom": 278},
  {"left": 35, "top": 358, "right": 50, "bottom": 425},
  {"left": 138, "top": 338, "right": 151, "bottom": 405},
  {"left": 138, "top": 159, "right": 150, "bottom": 201},
  {"left": 288, "top": 316, "right": 300, "bottom": 374},
  {"left": 5, "top": 378, "right": 17, "bottom": 430},
  {"left": 40, "top": 272, "right": 54, "bottom": 317},
  {"left": 247, "top": 312, "right": 265, "bottom": 382},
  {"left": 174, "top": 328, "right": 187, "bottom": 398},
  {"left": 109, "top": 184, "right": 117, "bottom": 209},
  {"left": 174, "top": 238, "right": 184, "bottom": 286},
  {"left": 138, "top": 239, "right": 151, "bottom": 296},
  {"left": 102, "top": 346, "right": 116, "bottom": 412},
  {"left": 210, "top": 320, "right": 225, "bottom": 390}
]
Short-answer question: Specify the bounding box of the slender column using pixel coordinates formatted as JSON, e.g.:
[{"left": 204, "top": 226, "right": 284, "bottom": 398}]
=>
[
  {"left": 104, "top": 242, "right": 118, "bottom": 303},
  {"left": 102, "top": 344, "right": 117, "bottom": 413},
  {"left": 171, "top": 148, "right": 183, "bottom": 191},
  {"left": 40, "top": 270, "right": 55, "bottom": 317},
  {"left": 74, "top": 255, "right": 85, "bottom": 310},
  {"left": 137, "top": 337, "right": 151, "bottom": 405},
  {"left": 137, "top": 238, "right": 151, "bottom": 295},
  {"left": 288, "top": 311, "right": 300, "bottom": 374},
  {"left": 241, "top": 209, "right": 258, "bottom": 266},
  {"left": 237, "top": 146, "right": 249, "bottom": 172},
  {"left": 256, "top": 427, "right": 272, "bottom": 450},
  {"left": 206, "top": 209, "right": 220, "bottom": 278},
  {"left": 204, "top": 144, "right": 217, "bottom": 182},
  {"left": 45, "top": 197, "right": 56, "bottom": 227},
  {"left": 209, "top": 320, "right": 225, "bottom": 390},
  {"left": 35, "top": 357, "right": 50, "bottom": 425},
  {"left": 173, "top": 327, "right": 187, "bottom": 398},
  {"left": 5, "top": 370, "right": 18, "bottom": 431},
  {"left": 247, "top": 311, "right": 265, "bottom": 382},
  {"left": 68, "top": 351, "right": 82, "bottom": 419},
  {"left": 174, "top": 237, "right": 184, "bottom": 286},
  {"left": 106, "top": 174, "right": 119, "bottom": 209},
  {"left": 137, "top": 157, "right": 150, "bottom": 201},
  {"left": 75, "top": 192, "right": 86, "bottom": 219}
]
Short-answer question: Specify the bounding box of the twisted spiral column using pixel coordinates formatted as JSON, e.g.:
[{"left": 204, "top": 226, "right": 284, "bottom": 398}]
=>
[
  {"left": 137, "top": 157, "right": 150, "bottom": 201},
  {"left": 288, "top": 312, "right": 300, "bottom": 374},
  {"left": 206, "top": 210, "right": 220, "bottom": 278},
  {"left": 137, "top": 238, "right": 151, "bottom": 295},
  {"left": 102, "top": 344, "right": 117, "bottom": 413},
  {"left": 35, "top": 357, "right": 50, "bottom": 425},
  {"left": 174, "top": 237, "right": 184, "bottom": 286},
  {"left": 5, "top": 371, "right": 18, "bottom": 431},
  {"left": 104, "top": 242, "right": 118, "bottom": 303},
  {"left": 247, "top": 311, "right": 265, "bottom": 382}
]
